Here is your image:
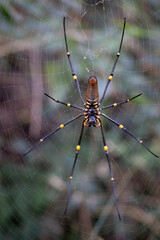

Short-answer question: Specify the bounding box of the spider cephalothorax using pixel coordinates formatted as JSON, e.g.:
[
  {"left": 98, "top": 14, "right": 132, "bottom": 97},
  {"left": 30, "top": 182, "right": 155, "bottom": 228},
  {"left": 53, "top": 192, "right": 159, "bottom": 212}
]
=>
[{"left": 24, "top": 17, "right": 159, "bottom": 221}]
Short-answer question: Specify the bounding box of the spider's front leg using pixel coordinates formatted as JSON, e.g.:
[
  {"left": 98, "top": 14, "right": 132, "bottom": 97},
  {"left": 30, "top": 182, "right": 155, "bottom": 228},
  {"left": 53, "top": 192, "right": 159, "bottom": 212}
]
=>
[
  {"left": 64, "top": 120, "right": 85, "bottom": 217},
  {"left": 101, "top": 113, "right": 159, "bottom": 158},
  {"left": 100, "top": 120, "right": 121, "bottom": 220},
  {"left": 24, "top": 113, "right": 83, "bottom": 156}
]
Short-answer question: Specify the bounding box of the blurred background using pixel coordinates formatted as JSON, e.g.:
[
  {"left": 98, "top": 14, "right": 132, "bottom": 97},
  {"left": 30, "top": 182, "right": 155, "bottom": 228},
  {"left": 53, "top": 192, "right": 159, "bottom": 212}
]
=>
[{"left": 0, "top": 0, "right": 160, "bottom": 239}]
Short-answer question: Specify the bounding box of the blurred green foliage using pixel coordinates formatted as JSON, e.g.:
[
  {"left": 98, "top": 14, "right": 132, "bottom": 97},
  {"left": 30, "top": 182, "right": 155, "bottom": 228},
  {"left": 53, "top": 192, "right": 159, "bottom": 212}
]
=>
[{"left": 0, "top": 0, "right": 160, "bottom": 240}]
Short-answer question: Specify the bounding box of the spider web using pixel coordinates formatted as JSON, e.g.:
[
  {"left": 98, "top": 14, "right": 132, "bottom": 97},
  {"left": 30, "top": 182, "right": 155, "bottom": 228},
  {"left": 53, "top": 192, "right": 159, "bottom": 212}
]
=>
[{"left": 0, "top": 0, "right": 160, "bottom": 239}]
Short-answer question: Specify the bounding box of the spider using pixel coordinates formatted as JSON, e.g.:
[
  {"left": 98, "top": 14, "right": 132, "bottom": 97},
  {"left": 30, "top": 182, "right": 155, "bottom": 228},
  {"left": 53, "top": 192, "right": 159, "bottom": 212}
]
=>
[{"left": 24, "top": 17, "right": 159, "bottom": 221}]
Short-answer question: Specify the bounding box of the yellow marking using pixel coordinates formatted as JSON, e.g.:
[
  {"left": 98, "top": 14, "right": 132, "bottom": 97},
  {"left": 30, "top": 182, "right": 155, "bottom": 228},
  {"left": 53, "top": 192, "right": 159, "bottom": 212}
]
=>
[
  {"left": 93, "top": 102, "right": 98, "bottom": 105},
  {"left": 94, "top": 105, "right": 97, "bottom": 108},
  {"left": 84, "top": 103, "right": 86, "bottom": 105},
  {"left": 139, "top": 140, "right": 143, "bottom": 143},
  {"left": 111, "top": 177, "right": 114, "bottom": 181},
  {"left": 119, "top": 125, "right": 123, "bottom": 129},
  {"left": 96, "top": 119, "right": 101, "bottom": 127},
  {"left": 60, "top": 124, "right": 64, "bottom": 128},
  {"left": 97, "top": 111, "right": 101, "bottom": 115},
  {"left": 85, "top": 109, "right": 88, "bottom": 112},
  {"left": 67, "top": 52, "right": 70, "bottom": 55},
  {"left": 86, "top": 102, "right": 91, "bottom": 105},
  {"left": 117, "top": 52, "right": 120, "bottom": 56},
  {"left": 96, "top": 116, "right": 100, "bottom": 119},
  {"left": 113, "top": 103, "right": 117, "bottom": 107},
  {"left": 84, "top": 112, "right": 87, "bottom": 115},
  {"left": 76, "top": 145, "right": 80, "bottom": 150},
  {"left": 55, "top": 99, "right": 58, "bottom": 102},
  {"left": 84, "top": 120, "right": 88, "bottom": 127},
  {"left": 69, "top": 176, "right": 72, "bottom": 179},
  {"left": 104, "top": 146, "right": 108, "bottom": 151},
  {"left": 40, "top": 139, "right": 43, "bottom": 142},
  {"left": 108, "top": 75, "right": 113, "bottom": 80},
  {"left": 86, "top": 105, "right": 89, "bottom": 108},
  {"left": 73, "top": 75, "right": 77, "bottom": 80},
  {"left": 85, "top": 116, "right": 88, "bottom": 119},
  {"left": 98, "top": 103, "right": 100, "bottom": 105},
  {"left": 127, "top": 99, "right": 130, "bottom": 102},
  {"left": 67, "top": 103, "right": 71, "bottom": 107}
]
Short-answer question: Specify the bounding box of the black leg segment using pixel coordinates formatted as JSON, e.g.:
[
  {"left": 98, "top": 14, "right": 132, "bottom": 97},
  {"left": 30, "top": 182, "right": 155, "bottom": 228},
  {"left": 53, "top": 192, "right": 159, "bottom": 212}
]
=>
[
  {"left": 101, "top": 113, "right": 159, "bottom": 158},
  {"left": 100, "top": 120, "right": 121, "bottom": 220},
  {"left": 100, "top": 18, "right": 126, "bottom": 103},
  {"left": 63, "top": 17, "right": 84, "bottom": 104},
  {"left": 24, "top": 113, "right": 83, "bottom": 156},
  {"left": 101, "top": 93, "right": 142, "bottom": 110},
  {"left": 63, "top": 120, "right": 85, "bottom": 217}
]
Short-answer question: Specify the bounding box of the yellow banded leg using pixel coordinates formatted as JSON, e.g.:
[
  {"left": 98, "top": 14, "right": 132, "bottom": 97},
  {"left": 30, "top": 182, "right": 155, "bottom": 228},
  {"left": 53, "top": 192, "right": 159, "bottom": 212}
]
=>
[
  {"left": 101, "top": 112, "right": 159, "bottom": 158},
  {"left": 100, "top": 121, "right": 121, "bottom": 220},
  {"left": 64, "top": 121, "right": 84, "bottom": 217}
]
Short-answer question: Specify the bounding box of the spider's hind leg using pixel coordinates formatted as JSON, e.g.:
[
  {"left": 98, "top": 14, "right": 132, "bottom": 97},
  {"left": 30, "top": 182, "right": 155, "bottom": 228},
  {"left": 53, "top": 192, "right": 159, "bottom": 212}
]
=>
[
  {"left": 63, "top": 17, "right": 84, "bottom": 104},
  {"left": 100, "top": 18, "right": 126, "bottom": 104}
]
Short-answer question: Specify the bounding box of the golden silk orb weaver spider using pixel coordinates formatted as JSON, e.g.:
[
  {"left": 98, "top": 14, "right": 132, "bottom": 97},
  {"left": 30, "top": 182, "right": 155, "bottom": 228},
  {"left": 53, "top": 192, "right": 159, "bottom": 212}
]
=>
[{"left": 24, "top": 17, "right": 159, "bottom": 221}]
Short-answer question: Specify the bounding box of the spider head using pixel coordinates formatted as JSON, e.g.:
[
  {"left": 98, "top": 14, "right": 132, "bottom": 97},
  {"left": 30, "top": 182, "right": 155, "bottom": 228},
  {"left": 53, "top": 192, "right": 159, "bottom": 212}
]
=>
[
  {"left": 85, "top": 116, "right": 100, "bottom": 127},
  {"left": 88, "top": 116, "right": 97, "bottom": 126}
]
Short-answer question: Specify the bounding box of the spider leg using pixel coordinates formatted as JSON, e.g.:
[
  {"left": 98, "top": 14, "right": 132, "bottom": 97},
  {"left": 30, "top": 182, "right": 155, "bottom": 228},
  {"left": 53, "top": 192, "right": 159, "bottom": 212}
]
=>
[
  {"left": 44, "top": 93, "right": 84, "bottom": 111},
  {"left": 23, "top": 113, "right": 83, "bottom": 156},
  {"left": 101, "top": 113, "right": 159, "bottom": 158},
  {"left": 100, "top": 18, "right": 126, "bottom": 104},
  {"left": 100, "top": 120, "right": 121, "bottom": 220},
  {"left": 63, "top": 120, "right": 85, "bottom": 217},
  {"left": 63, "top": 17, "right": 85, "bottom": 104},
  {"left": 101, "top": 93, "right": 142, "bottom": 110}
]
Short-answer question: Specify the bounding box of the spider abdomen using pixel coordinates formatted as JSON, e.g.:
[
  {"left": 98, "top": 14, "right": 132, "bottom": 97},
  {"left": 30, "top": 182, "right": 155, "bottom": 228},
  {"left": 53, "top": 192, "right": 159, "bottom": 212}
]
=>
[{"left": 86, "top": 76, "right": 99, "bottom": 103}]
